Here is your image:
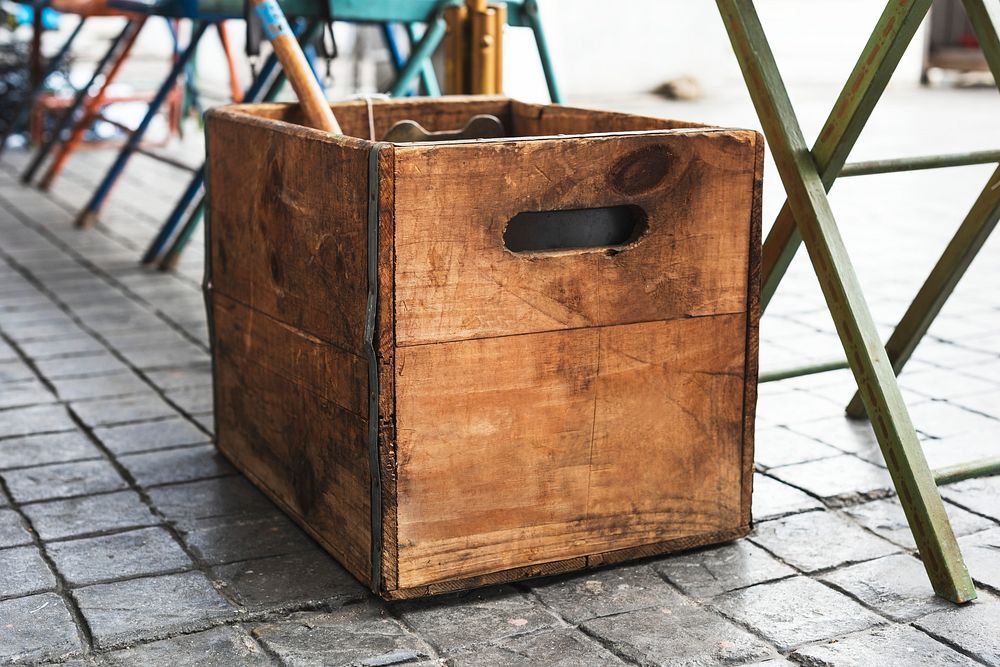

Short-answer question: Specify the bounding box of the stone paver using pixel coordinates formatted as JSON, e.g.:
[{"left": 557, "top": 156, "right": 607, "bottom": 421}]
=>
[
  {"left": 820, "top": 554, "right": 952, "bottom": 622},
  {"left": 580, "top": 601, "right": 777, "bottom": 666},
  {"left": 712, "top": 576, "right": 885, "bottom": 651},
  {"left": 73, "top": 571, "right": 235, "bottom": 648},
  {"left": 0, "top": 544, "right": 57, "bottom": 598},
  {"left": 120, "top": 444, "right": 234, "bottom": 488},
  {"left": 843, "top": 497, "right": 996, "bottom": 550},
  {"left": 529, "top": 564, "right": 681, "bottom": 623},
  {"left": 0, "top": 404, "right": 76, "bottom": 438},
  {"left": 210, "top": 550, "right": 367, "bottom": 612},
  {"left": 448, "top": 629, "right": 624, "bottom": 666},
  {"left": 766, "top": 455, "right": 896, "bottom": 507},
  {"left": 0, "top": 593, "right": 82, "bottom": 662},
  {"left": 147, "top": 476, "right": 276, "bottom": 524},
  {"left": 653, "top": 540, "right": 795, "bottom": 598},
  {"left": 254, "top": 603, "right": 435, "bottom": 666},
  {"left": 394, "top": 587, "right": 560, "bottom": 653},
  {"left": 790, "top": 624, "right": 977, "bottom": 667},
  {"left": 915, "top": 595, "right": 1000, "bottom": 665},
  {"left": 22, "top": 490, "right": 158, "bottom": 540},
  {"left": 103, "top": 626, "right": 272, "bottom": 666},
  {"left": 93, "top": 416, "right": 209, "bottom": 455},
  {"left": 70, "top": 393, "right": 177, "bottom": 428},
  {"left": 47, "top": 527, "right": 193, "bottom": 586},
  {"left": 754, "top": 425, "right": 842, "bottom": 469},
  {"left": 0, "top": 508, "right": 32, "bottom": 547},
  {"left": 958, "top": 527, "right": 1000, "bottom": 591},
  {"left": 749, "top": 510, "right": 898, "bottom": 572},
  {"left": 0, "top": 430, "right": 101, "bottom": 470},
  {"left": 2, "top": 459, "right": 127, "bottom": 503},
  {"left": 751, "top": 473, "right": 824, "bottom": 521},
  {"left": 178, "top": 514, "right": 319, "bottom": 566},
  {"left": 940, "top": 476, "right": 1000, "bottom": 522}
]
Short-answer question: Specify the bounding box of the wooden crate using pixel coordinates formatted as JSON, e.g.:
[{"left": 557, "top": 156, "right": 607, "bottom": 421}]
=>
[{"left": 204, "top": 96, "right": 763, "bottom": 599}]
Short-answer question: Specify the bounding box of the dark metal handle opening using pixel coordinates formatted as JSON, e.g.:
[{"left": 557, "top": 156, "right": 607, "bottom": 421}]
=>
[{"left": 503, "top": 206, "right": 647, "bottom": 254}]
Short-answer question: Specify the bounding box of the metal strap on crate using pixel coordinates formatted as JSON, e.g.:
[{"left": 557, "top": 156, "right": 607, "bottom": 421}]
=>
[
  {"left": 366, "top": 142, "right": 390, "bottom": 591},
  {"left": 716, "top": 0, "right": 1000, "bottom": 604}
]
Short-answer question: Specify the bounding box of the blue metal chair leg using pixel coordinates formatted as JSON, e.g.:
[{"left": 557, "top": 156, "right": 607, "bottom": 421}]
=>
[
  {"left": 389, "top": 12, "right": 448, "bottom": 97},
  {"left": 140, "top": 46, "right": 286, "bottom": 265},
  {"left": 74, "top": 21, "right": 210, "bottom": 229},
  {"left": 0, "top": 16, "right": 87, "bottom": 157},
  {"left": 21, "top": 19, "right": 138, "bottom": 184},
  {"left": 524, "top": 0, "right": 561, "bottom": 103},
  {"left": 405, "top": 23, "right": 441, "bottom": 96}
]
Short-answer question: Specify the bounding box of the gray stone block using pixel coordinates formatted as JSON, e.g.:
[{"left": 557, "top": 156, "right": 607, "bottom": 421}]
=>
[
  {"left": 750, "top": 510, "right": 898, "bottom": 572},
  {"left": 915, "top": 595, "right": 1000, "bottom": 665},
  {"left": 940, "top": 476, "right": 1000, "bottom": 522},
  {"left": 144, "top": 364, "right": 213, "bottom": 392},
  {"left": 754, "top": 425, "right": 841, "bottom": 469},
  {"left": 120, "top": 444, "right": 235, "bottom": 488},
  {"left": 47, "top": 527, "right": 193, "bottom": 586},
  {"left": 0, "top": 545, "right": 57, "bottom": 598},
  {"left": 103, "top": 625, "right": 273, "bottom": 666},
  {"left": 210, "top": 550, "right": 366, "bottom": 612},
  {"left": 3, "top": 459, "right": 127, "bottom": 503},
  {"left": 767, "top": 456, "right": 894, "bottom": 507},
  {"left": 179, "top": 514, "right": 318, "bottom": 566},
  {"left": 711, "top": 576, "right": 885, "bottom": 651},
  {"left": 958, "top": 527, "right": 1000, "bottom": 591},
  {"left": 447, "top": 629, "right": 624, "bottom": 666},
  {"left": 843, "top": 497, "right": 994, "bottom": 550},
  {"left": 394, "top": 586, "right": 560, "bottom": 652},
  {"left": 51, "top": 371, "right": 151, "bottom": 402},
  {"left": 254, "top": 603, "right": 435, "bottom": 666},
  {"left": 820, "top": 554, "right": 952, "bottom": 622},
  {"left": 73, "top": 571, "right": 235, "bottom": 648},
  {"left": 0, "top": 593, "right": 82, "bottom": 663},
  {"left": 148, "top": 477, "right": 277, "bottom": 524},
  {"left": 654, "top": 540, "right": 795, "bottom": 598},
  {"left": 35, "top": 352, "right": 130, "bottom": 380},
  {"left": 0, "top": 404, "right": 76, "bottom": 439},
  {"left": 0, "top": 378, "right": 56, "bottom": 409},
  {"left": 70, "top": 393, "right": 178, "bottom": 428},
  {"left": 0, "top": 509, "right": 32, "bottom": 548},
  {"left": 22, "top": 490, "right": 157, "bottom": 540},
  {"left": 93, "top": 416, "right": 209, "bottom": 455},
  {"left": 530, "top": 564, "right": 682, "bottom": 623},
  {"left": 580, "top": 601, "right": 776, "bottom": 666},
  {"left": 752, "top": 473, "right": 823, "bottom": 521},
  {"left": 0, "top": 431, "right": 101, "bottom": 470},
  {"left": 790, "top": 624, "right": 976, "bottom": 666}
]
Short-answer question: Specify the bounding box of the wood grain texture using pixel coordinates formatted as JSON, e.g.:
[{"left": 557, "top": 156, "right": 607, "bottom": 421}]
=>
[
  {"left": 392, "top": 129, "right": 758, "bottom": 346},
  {"left": 205, "top": 98, "right": 761, "bottom": 598},
  {"left": 394, "top": 315, "right": 748, "bottom": 588},
  {"left": 210, "top": 294, "right": 372, "bottom": 581}
]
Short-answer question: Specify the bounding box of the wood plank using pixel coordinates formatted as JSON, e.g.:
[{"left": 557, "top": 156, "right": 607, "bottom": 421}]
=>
[
  {"left": 210, "top": 293, "right": 372, "bottom": 583},
  {"left": 509, "top": 99, "right": 712, "bottom": 135},
  {"left": 205, "top": 109, "right": 371, "bottom": 353},
  {"left": 392, "top": 130, "right": 759, "bottom": 346},
  {"left": 394, "top": 314, "right": 748, "bottom": 588}
]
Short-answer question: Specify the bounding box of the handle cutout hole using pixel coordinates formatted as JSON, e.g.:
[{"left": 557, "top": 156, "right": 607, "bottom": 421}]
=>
[{"left": 503, "top": 206, "right": 647, "bottom": 254}]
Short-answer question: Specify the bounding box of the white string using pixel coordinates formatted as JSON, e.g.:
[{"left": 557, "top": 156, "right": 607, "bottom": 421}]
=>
[{"left": 345, "top": 93, "right": 389, "bottom": 141}]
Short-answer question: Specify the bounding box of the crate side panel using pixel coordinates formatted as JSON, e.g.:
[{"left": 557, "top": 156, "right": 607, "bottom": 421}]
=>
[
  {"left": 394, "top": 313, "right": 747, "bottom": 588},
  {"left": 211, "top": 295, "right": 373, "bottom": 582},
  {"left": 509, "top": 100, "right": 712, "bottom": 135},
  {"left": 392, "top": 130, "right": 757, "bottom": 346},
  {"left": 205, "top": 111, "right": 369, "bottom": 353}
]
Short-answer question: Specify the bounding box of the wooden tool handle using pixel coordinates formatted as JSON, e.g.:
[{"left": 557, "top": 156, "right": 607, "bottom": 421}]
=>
[{"left": 250, "top": 0, "right": 342, "bottom": 134}]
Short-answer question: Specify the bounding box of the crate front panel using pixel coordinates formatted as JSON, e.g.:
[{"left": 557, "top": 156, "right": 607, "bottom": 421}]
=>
[
  {"left": 393, "top": 313, "right": 748, "bottom": 588},
  {"left": 391, "top": 129, "right": 758, "bottom": 347}
]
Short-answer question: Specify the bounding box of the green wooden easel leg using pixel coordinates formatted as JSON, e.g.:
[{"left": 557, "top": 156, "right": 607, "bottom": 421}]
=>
[
  {"left": 844, "top": 0, "right": 1000, "bottom": 417},
  {"left": 717, "top": 0, "right": 977, "bottom": 604},
  {"left": 760, "top": 0, "right": 932, "bottom": 310}
]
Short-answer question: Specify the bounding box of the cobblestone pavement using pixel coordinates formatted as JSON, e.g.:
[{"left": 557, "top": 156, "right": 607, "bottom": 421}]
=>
[{"left": 0, "top": 84, "right": 998, "bottom": 666}]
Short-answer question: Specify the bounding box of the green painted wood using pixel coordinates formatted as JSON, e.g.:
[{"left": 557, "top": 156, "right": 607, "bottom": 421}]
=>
[
  {"left": 717, "top": 0, "right": 976, "bottom": 604},
  {"left": 841, "top": 150, "right": 1000, "bottom": 176},
  {"left": 759, "top": 0, "right": 932, "bottom": 309},
  {"left": 935, "top": 457, "right": 1000, "bottom": 486},
  {"left": 758, "top": 359, "right": 849, "bottom": 383}
]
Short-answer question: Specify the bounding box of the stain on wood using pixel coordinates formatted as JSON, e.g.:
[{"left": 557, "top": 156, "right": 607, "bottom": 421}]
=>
[{"left": 205, "top": 97, "right": 762, "bottom": 599}]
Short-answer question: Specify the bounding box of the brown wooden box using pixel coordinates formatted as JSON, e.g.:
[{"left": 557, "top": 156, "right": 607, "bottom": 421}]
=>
[{"left": 204, "top": 97, "right": 762, "bottom": 599}]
